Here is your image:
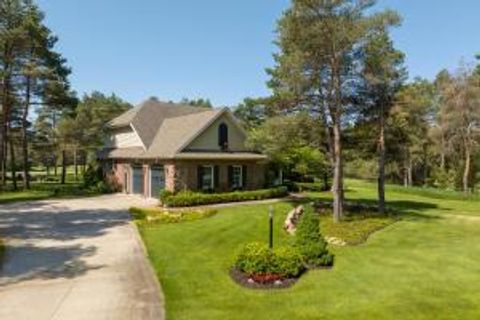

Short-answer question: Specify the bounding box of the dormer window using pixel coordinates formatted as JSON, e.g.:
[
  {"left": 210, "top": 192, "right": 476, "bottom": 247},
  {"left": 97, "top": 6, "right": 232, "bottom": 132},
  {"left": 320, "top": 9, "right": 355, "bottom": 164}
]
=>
[{"left": 218, "top": 123, "right": 228, "bottom": 150}]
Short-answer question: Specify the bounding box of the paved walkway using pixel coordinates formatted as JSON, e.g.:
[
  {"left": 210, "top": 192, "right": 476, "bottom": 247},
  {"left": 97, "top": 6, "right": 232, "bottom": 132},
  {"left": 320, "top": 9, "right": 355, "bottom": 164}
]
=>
[{"left": 0, "top": 194, "right": 164, "bottom": 320}]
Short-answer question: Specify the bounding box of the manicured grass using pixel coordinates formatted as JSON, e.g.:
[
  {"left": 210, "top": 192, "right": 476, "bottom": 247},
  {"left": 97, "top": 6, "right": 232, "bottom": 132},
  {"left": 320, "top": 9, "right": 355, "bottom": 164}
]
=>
[
  {"left": 138, "top": 180, "right": 480, "bottom": 320},
  {"left": 0, "top": 182, "right": 101, "bottom": 204}
]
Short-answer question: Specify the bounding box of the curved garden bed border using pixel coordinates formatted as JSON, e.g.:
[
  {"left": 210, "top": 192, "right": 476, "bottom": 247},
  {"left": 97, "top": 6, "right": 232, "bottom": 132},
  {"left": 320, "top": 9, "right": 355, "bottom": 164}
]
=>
[{"left": 230, "top": 268, "right": 300, "bottom": 290}]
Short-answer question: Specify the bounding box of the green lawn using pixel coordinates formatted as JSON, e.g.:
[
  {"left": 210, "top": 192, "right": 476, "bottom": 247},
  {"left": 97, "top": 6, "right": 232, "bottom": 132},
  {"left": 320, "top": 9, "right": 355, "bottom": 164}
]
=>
[
  {"left": 139, "top": 180, "right": 480, "bottom": 320},
  {"left": 0, "top": 181, "right": 100, "bottom": 204}
]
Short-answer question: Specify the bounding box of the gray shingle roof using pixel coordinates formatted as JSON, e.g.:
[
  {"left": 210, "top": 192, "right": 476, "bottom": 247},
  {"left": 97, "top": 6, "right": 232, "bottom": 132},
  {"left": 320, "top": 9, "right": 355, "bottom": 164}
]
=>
[
  {"left": 103, "top": 99, "right": 263, "bottom": 160},
  {"left": 99, "top": 147, "right": 145, "bottom": 159}
]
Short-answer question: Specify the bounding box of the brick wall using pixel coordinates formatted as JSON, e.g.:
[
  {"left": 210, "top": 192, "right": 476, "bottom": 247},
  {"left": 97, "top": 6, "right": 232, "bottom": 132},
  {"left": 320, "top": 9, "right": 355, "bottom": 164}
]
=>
[
  {"left": 112, "top": 159, "right": 266, "bottom": 195},
  {"left": 171, "top": 160, "right": 265, "bottom": 192}
]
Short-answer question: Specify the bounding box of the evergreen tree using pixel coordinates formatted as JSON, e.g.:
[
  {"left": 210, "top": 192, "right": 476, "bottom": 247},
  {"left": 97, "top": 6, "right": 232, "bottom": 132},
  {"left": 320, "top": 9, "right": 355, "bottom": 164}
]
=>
[{"left": 268, "top": 0, "right": 401, "bottom": 221}]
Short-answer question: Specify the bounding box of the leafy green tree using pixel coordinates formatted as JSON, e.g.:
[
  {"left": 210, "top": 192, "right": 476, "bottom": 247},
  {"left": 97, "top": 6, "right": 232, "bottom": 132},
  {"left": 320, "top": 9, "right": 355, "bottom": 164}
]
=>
[
  {"left": 389, "top": 79, "right": 435, "bottom": 186},
  {"left": 246, "top": 114, "right": 330, "bottom": 187},
  {"left": 437, "top": 66, "right": 480, "bottom": 193},
  {"left": 0, "top": 0, "right": 26, "bottom": 188},
  {"left": 475, "top": 53, "right": 480, "bottom": 75},
  {"left": 360, "top": 28, "right": 406, "bottom": 213},
  {"left": 179, "top": 97, "right": 213, "bottom": 108},
  {"left": 0, "top": 0, "right": 74, "bottom": 189},
  {"left": 73, "top": 92, "right": 132, "bottom": 162},
  {"left": 268, "top": 0, "right": 401, "bottom": 221},
  {"left": 233, "top": 97, "right": 277, "bottom": 131}
]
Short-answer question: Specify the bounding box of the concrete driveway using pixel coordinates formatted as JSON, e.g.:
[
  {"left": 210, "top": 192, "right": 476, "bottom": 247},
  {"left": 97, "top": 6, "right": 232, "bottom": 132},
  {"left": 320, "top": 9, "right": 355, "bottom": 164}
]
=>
[{"left": 0, "top": 194, "right": 164, "bottom": 320}]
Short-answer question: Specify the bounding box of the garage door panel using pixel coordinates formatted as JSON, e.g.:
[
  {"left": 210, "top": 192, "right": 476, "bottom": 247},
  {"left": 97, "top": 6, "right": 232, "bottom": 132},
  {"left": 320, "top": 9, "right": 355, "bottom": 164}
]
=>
[
  {"left": 132, "top": 166, "right": 144, "bottom": 195},
  {"left": 150, "top": 166, "right": 165, "bottom": 198}
]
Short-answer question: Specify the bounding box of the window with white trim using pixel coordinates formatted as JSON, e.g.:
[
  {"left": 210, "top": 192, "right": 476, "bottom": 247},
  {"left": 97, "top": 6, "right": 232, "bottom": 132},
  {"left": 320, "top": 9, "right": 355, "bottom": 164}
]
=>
[
  {"left": 202, "top": 165, "right": 214, "bottom": 190},
  {"left": 232, "top": 165, "right": 243, "bottom": 189}
]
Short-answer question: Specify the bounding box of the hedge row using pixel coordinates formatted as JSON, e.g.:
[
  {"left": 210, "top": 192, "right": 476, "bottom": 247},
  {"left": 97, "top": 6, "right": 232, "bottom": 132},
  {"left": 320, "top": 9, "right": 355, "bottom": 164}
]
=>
[{"left": 160, "top": 186, "right": 288, "bottom": 207}]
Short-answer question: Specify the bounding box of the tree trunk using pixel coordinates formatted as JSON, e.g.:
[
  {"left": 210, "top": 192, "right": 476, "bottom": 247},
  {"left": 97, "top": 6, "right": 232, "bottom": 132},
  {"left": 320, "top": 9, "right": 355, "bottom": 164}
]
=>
[
  {"left": 74, "top": 147, "right": 78, "bottom": 181},
  {"left": 407, "top": 159, "right": 413, "bottom": 187},
  {"left": 54, "top": 154, "right": 57, "bottom": 176},
  {"left": 332, "top": 119, "right": 343, "bottom": 223},
  {"left": 463, "top": 146, "right": 471, "bottom": 194},
  {"left": 378, "top": 105, "right": 386, "bottom": 215},
  {"left": 1, "top": 44, "right": 12, "bottom": 187},
  {"left": 319, "top": 103, "right": 335, "bottom": 167},
  {"left": 0, "top": 125, "right": 6, "bottom": 186},
  {"left": 21, "top": 74, "right": 32, "bottom": 189},
  {"left": 8, "top": 126, "right": 17, "bottom": 190},
  {"left": 82, "top": 150, "right": 86, "bottom": 175},
  {"left": 61, "top": 149, "right": 67, "bottom": 185},
  {"left": 440, "top": 131, "right": 446, "bottom": 171}
]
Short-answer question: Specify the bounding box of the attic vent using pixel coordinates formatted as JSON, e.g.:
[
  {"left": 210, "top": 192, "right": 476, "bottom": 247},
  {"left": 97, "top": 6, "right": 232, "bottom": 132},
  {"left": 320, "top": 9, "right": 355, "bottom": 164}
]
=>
[{"left": 218, "top": 123, "right": 228, "bottom": 150}]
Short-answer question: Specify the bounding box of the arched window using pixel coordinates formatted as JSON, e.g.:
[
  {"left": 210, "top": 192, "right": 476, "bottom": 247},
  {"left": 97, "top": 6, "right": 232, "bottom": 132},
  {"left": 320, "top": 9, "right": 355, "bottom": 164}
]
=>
[{"left": 218, "top": 123, "right": 229, "bottom": 150}]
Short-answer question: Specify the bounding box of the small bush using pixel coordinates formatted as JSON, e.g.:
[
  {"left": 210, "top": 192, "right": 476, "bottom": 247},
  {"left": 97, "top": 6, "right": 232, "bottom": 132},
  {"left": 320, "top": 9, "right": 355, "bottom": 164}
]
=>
[
  {"left": 234, "top": 242, "right": 304, "bottom": 278},
  {"left": 94, "top": 181, "right": 111, "bottom": 193},
  {"left": 83, "top": 164, "right": 103, "bottom": 188},
  {"left": 159, "top": 190, "right": 174, "bottom": 203},
  {"left": 161, "top": 187, "right": 288, "bottom": 207},
  {"left": 234, "top": 242, "right": 273, "bottom": 275},
  {"left": 272, "top": 246, "right": 304, "bottom": 277},
  {"left": 295, "top": 208, "right": 333, "bottom": 267}
]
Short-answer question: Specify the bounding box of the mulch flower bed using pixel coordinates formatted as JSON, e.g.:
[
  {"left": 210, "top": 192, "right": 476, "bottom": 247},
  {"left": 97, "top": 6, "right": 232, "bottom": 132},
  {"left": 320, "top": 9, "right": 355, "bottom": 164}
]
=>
[{"left": 230, "top": 268, "right": 299, "bottom": 290}]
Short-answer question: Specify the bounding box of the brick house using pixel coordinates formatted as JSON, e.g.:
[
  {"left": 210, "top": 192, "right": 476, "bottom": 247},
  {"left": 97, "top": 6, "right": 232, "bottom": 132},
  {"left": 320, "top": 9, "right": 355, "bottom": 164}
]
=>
[{"left": 100, "top": 99, "right": 267, "bottom": 198}]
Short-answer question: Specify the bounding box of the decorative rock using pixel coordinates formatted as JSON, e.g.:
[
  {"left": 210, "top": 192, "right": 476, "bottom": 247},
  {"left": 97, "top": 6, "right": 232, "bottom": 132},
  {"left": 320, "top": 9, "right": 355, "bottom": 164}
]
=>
[
  {"left": 325, "top": 236, "right": 347, "bottom": 246},
  {"left": 284, "top": 205, "right": 304, "bottom": 235},
  {"left": 274, "top": 280, "right": 283, "bottom": 286},
  {"left": 247, "top": 278, "right": 255, "bottom": 284}
]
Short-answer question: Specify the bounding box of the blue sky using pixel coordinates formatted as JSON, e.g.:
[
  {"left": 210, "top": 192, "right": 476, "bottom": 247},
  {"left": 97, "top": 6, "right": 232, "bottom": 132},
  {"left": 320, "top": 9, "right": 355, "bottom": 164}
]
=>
[{"left": 37, "top": 0, "right": 480, "bottom": 107}]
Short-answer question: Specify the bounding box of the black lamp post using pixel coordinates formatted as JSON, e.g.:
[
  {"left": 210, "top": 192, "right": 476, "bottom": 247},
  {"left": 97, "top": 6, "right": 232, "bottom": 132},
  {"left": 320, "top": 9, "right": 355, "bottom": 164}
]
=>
[{"left": 269, "top": 205, "right": 274, "bottom": 249}]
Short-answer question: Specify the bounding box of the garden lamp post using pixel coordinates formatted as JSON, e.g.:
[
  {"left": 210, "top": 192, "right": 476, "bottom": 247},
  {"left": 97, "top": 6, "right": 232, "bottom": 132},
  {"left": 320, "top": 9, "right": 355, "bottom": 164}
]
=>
[{"left": 269, "top": 205, "right": 274, "bottom": 249}]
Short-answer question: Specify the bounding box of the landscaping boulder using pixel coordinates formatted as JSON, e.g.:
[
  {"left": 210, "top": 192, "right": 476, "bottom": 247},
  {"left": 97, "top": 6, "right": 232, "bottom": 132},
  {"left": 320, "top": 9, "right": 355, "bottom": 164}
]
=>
[{"left": 284, "top": 205, "right": 304, "bottom": 235}]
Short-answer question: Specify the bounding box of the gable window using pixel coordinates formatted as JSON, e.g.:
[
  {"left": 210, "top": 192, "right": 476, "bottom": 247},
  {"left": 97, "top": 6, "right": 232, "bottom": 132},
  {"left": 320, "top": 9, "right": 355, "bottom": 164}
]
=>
[
  {"left": 200, "top": 165, "right": 214, "bottom": 190},
  {"left": 231, "top": 165, "right": 243, "bottom": 189},
  {"left": 218, "top": 123, "right": 229, "bottom": 150}
]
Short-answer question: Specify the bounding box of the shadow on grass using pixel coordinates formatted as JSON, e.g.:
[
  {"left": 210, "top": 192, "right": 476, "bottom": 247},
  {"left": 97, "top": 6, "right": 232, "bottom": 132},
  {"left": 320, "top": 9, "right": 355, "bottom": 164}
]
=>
[{"left": 284, "top": 195, "right": 443, "bottom": 221}]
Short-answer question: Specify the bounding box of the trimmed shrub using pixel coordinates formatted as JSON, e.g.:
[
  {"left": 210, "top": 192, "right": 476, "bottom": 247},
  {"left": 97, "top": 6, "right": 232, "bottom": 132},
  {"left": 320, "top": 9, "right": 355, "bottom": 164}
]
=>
[
  {"left": 234, "top": 242, "right": 304, "bottom": 279},
  {"left": 161, "top": 187, "right": 288, "bottom": 207},
  {"left": 295, "top": 207, "right": 334, "bottom": 267},
  {"left": 234, "top": 242, "right": 273, "bottom": 276},
  {"left": 272, "top": 246, "right": 304, "bottom": 277}
]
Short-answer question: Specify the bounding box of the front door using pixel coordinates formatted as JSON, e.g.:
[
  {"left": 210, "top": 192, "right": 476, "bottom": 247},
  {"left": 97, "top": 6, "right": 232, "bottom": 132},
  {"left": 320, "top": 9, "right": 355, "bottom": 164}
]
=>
[
  {"left": 150, "top": 165, "right": 165, "bottom": 198},
  {"left": 132, "top": 166, "right": 144, "bottom": 195}
]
